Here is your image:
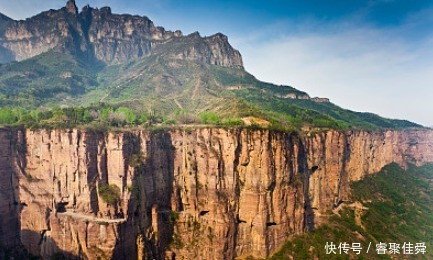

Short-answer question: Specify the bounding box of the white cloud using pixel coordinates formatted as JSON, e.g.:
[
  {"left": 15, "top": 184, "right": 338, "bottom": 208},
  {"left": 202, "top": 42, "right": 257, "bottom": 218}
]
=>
[{"left": 238, "top": 25, "right": 433, "bottom": 126}]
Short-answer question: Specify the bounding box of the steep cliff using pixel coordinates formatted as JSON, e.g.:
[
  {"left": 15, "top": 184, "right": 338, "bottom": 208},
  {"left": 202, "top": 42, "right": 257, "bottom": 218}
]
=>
[
  {"left": 0, "top": 129, "right": 21, "bottom": 258},
  {"left": 0, "top": 1, "right": 243, "bottom": 67},
  {"left": 0, "top": 127, "right": 432, "bottom": 259}
]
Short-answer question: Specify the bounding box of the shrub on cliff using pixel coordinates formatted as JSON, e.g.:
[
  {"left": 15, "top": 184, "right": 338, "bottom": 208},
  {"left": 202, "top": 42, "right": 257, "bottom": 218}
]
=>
[
  {"left": 98, "top": 184, "right": 121, "bottom": 205},
  {"left": 271, "top": 163, "right": 433, "bottom": 259},
  {"left": 129, "top": 152, "right": 145, "bottom": 168},
  {"left": 199, "top": 111, "right": 220, "bottom": 124}
]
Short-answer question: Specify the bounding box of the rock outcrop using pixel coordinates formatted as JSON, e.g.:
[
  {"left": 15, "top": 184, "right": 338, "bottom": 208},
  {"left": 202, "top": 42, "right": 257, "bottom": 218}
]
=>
[
  {"left": 311, "top": 97, "right": 330, "bottom": 103},
  {"left": 0, "top": 127, "right": 432, "bottom": 259},
  {"left": 0, "top": 1, "right": 243, "bottom": 67}
]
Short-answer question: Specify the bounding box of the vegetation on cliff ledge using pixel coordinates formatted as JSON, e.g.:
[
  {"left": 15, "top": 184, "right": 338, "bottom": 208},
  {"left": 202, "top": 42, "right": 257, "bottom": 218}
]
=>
[
  {"left": 98, "top": 184, "right": 121, "bottom": 205},
  {"left": 270, "top": 163, "right": 433, "bottom": 259},
  {"left": 0, "top": 104, "right": 248, "bottom": 131}
]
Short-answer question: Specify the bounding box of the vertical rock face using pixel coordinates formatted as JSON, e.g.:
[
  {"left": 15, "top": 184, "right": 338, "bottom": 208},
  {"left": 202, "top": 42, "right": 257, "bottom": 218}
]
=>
[
  {"left": 306, "top": 130, "right": 433, "bottom": 213},
  {"left": 0, "top": 128, "right": 432, "bottom": 259},
  {"left": 0, "top": 2, "right": 243, "bottom": 67},
  {"left": 0, "top": 129, "right": 21, "bottom": 258}
]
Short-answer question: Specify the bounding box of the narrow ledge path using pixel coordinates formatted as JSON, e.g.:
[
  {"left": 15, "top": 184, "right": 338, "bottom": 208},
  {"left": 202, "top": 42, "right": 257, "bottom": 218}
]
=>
[{"left": 58, "top": 211, "right": 127, "bottom": 223}]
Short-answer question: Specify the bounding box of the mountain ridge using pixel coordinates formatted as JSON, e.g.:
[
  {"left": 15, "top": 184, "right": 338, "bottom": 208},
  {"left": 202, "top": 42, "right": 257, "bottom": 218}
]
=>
[
  {"left": 0, "top": 0, "right": 243, "bottom": 67},
  {"left": 0, "top": 1, "right": 423, "bottom": 130}
]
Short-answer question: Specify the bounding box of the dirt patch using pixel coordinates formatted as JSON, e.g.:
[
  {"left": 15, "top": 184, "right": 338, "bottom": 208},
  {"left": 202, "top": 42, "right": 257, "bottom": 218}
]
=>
[{"left": 242, "top": 116, "right": 271, "bottom": 127}]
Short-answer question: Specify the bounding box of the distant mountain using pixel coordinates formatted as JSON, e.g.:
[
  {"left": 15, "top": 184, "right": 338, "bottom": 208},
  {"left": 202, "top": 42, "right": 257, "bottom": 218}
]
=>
[{"left": 0, "top": 1, "right": 422, "bottom": 130}]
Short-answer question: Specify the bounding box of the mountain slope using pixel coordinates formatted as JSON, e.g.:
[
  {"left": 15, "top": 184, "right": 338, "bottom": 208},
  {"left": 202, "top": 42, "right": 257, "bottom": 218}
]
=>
[
  {"left": 0, "top": 1, "right": 422, "bottom": 130},
  {"left": 0, "top": 49, "right": 421, "bottom": 130},
  {"left": 81, "top": 52, "right": 419, "bottom": 129},
  {"left": 0, "top": 50, "right": 99, "bottom": 108}
]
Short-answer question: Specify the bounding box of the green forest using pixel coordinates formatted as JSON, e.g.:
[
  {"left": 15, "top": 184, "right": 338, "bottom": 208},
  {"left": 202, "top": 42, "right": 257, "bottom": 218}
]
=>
[{"left": 0, "top": 104, "right": 247, "bottom": 130}]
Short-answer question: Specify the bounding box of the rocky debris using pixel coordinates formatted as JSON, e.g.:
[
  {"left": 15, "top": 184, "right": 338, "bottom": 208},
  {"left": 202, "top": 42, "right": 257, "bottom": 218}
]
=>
[{"left": 0, "top": 128, "right": 432, "bottom": 259}]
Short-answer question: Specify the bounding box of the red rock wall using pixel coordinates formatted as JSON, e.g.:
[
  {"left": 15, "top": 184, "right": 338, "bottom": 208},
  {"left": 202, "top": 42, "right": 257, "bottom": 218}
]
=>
[{"left": 0, "top": 128, "right": 432, "bottom": 259}]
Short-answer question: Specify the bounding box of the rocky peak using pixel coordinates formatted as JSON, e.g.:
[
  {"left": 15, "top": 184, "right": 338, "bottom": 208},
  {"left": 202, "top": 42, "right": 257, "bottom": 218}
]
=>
[
  {"left": 81, "top": 4, "right": 91, "bottom": 13},
  {"left": 188, "top": 31, "right": 201, "bottom": 38},
  {"left": 66, "top": 0, "right": 78, "bottom": 15},
  {"left": 209, "top": 32, "right": 228, "bottom": 41},
  {"left": 100, "top": 6, "right": 112, "bottom": 14}
]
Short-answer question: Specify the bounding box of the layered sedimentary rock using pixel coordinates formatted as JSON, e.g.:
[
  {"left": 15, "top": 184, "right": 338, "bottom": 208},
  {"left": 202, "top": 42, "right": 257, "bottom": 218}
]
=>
[
  {"left": 0, "top": 128, "right": 432, "bottom": 259},
  {"left": 0, "top": 1, "right": 243, "bottom": 67}
]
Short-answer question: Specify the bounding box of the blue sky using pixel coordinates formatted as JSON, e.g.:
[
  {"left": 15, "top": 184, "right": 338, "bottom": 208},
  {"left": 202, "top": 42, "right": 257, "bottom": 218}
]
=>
[{"left": 1, "top": 0, "right": 433, "bottom": 126}]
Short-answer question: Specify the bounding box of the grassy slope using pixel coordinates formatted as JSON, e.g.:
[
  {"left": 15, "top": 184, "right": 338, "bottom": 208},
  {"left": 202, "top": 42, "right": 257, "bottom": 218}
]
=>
[
  {"left": 270, "top": 163, "right": 433, "bottom": 259},
  {"left": 83, "top": 55, "right": 420, "bottom": 130},
  {"left": 0, "top": 45, "right": 422, "bottom": 129},
  {"left": 0, "top": 51, "right": 99, "bottom": 108},
  {"left": 212, "top": 65, "right": 420, "bottom": 129}
]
